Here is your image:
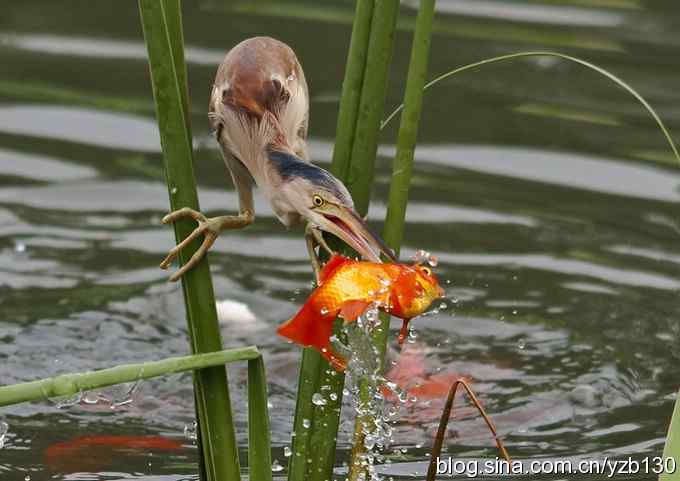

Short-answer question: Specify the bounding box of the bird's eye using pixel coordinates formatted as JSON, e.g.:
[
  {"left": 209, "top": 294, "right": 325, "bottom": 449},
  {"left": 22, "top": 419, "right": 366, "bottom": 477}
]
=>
[
  {"left": 312, "top": 195, "right": 325, "bottom": 207},
  {"left": 421, "top": 266, "right": 432, "bottom": 276}
]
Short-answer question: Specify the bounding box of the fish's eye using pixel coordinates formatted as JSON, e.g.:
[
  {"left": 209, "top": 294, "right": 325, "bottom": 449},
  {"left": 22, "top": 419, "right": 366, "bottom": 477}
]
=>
[
  {"left": 312, "top": 195, "right": 325, "bottom": 207},
  {"left": 421, "top": 266, "right": 432, "bottom": 277}
]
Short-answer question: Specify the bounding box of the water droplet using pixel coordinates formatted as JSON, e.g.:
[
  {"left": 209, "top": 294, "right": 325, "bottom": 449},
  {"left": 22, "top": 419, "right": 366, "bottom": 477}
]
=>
[
  {"left": 82, "top": 392, "right": 102, "bottom": 405},
  {"left": 365, "top": 309, "right": 378, "bottom": 324},
  {"left": 0, "top": 421, "right": 8, "bottom": 449},
  {"left": 439, "top": 302, "right": 447, "bottom": 310},
  {"left": 329, "top": 392, "right": 338, "bottom": 401},
  {"left": 55, "top": 391, "right": 83, "bottom": 409},
  {"left": 24, "top": 476, "right": 30, "bottom": 481},
  {"left": 14, "top": 242, "right": 26, "bottom": 253},
  {"left": 284, "top": 446, "right": 292, "bottom": 457},
  {"left": 272, "top": 460, "right": 284, "bottom": 472},
  {"left": 110, "top": 380, "right": 140, "bottom": 409},
  {"left": 184, "top": 421, "right": 197, "bottom": 440},
  {"left": 320, "top": 307, "right": 329, "bottom": 315},
  {"left": 170, "top": 186, "right": 178, "bottom": 194},
  {"left": 407, "top": 327, "right": 417, "bottom": 343},
  {"left": 267, "top": 400, "right": 273, "bottom": 409},
  {"left": 312, "top": 393, "right": 327, "bottom": 406},
  {"left": 302, "top": 418, "right": 311, "bottom": 429},
  {"left": 517, "top": 338, "right": 526, "bottom": 350}
]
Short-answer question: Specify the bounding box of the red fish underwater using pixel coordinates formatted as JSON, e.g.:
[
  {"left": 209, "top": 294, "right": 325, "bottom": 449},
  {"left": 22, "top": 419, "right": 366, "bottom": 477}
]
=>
[
  {"left": 277, "top": 254, "right": 444, "bottom": 370},
  {"left": 45, "top": 435, "right": 183, "bottom": 472}
]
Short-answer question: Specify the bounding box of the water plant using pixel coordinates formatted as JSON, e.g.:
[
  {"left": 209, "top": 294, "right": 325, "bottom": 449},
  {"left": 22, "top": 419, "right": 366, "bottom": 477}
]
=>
[
  {"left": 138, "top": 0, "right": 242, "bottom": 478},
  {"left": 2, "top": 1, "right": 680, "bottom": 480}
]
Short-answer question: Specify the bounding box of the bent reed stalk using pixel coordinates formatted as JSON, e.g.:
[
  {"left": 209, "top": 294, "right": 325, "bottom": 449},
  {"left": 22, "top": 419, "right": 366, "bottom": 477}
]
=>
[
  {"left": 0, "top": 348, "right": 260, "bottom": 408},
  {"left": 381, "top": 51, "right": 679, "bottom": 165}
]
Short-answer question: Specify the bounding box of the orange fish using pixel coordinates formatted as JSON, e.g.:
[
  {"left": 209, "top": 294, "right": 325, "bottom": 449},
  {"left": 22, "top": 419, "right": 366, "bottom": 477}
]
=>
[
  {"left": 277, "top": 254, "right": 444, "bottom": 370},
  {"left": 382, "top": 343, "right": 472, "bottom": 403},
  {"left": 45, "top": 435, "right": 183, "bottom": 472}
]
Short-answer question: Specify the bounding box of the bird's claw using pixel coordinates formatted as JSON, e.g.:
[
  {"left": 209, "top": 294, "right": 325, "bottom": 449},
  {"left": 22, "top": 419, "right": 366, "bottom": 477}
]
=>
[{"left": 159, "top": 207, "right": 221, "bottom": 282}]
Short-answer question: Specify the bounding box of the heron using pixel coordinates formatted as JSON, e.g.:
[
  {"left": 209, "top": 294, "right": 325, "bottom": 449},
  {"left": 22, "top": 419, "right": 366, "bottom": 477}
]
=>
[{"left": 160, "top": 36, "right": 395, "bottom": 282}]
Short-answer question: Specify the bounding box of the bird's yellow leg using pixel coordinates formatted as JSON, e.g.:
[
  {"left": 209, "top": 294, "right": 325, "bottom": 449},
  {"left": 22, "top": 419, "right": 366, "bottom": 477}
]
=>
[
  {"left": 304, "top": 223, "right": 334, "bottom": 284},
  {"left": 160, "top": 207, "right": 254, "bottom": 282}
]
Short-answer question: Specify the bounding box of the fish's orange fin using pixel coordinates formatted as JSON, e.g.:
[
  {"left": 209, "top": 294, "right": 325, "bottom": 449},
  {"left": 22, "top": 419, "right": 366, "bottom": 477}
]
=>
[
  {"left": 339, "top": 300, "right": 372, "bottom": 323},
  {"left": 319, "top": 254, "right": 352, "bottom": 284},
  {"left": 277, "top": 302, "right": 336, "bottom": 353},
  {"left": 397, "top": 318, "right": 412, "bottom": 345}
]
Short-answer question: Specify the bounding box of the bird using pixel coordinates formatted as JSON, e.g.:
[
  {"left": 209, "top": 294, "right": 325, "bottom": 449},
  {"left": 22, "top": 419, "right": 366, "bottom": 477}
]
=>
[{"left": 160, "top": 36, "right": 395, "bottom": 282}]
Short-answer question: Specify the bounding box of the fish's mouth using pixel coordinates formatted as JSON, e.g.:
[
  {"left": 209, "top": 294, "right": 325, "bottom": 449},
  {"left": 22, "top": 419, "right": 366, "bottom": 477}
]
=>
[{"left": 322, "top": 210, "right": 396, "bottom": 262}]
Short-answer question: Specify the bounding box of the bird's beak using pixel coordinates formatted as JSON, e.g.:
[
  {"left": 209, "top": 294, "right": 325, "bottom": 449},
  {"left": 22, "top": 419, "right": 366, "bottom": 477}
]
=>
[{"left": 317, "top": 205, "right": 396, "bottom": 262}]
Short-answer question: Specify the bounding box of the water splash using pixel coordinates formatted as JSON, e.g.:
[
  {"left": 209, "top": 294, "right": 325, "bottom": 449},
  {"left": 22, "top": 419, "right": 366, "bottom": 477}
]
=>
[
  {"left": 184, "top": 421, "right": 197, "bottom": 441},
  {"left": 110, "top": 379, "right": 142, "bottom": 409},
  {"left": 312, "top": 393, "right": 327, "bottom": 406},
  {"left": 0, "top": 420, "right": 8, "bottom": 449},
  {"left": 54, "top": 391, "right": 84, "bottom": 409},
  {"left": 412, "top": 249, "right": 438, "bottom": 267},
  {"left": 341, "top": 306, "right": 408, "bottom": 481},
  {"left": 272, "top": 459, "right": 284, "bottom": 472}
]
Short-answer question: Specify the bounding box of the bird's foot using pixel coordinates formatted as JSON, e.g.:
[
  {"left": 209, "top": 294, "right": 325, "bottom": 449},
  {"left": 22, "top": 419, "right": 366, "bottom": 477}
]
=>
[
  {"left": 160, "top": 207, "right": 253, "bottom": 282},
  {"left": 305, "top": 223, "right": 336, "bottom": 284}
]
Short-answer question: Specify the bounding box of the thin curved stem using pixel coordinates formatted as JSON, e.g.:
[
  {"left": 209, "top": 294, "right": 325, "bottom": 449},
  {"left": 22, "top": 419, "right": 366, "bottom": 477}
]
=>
[
  {"left": 426, "top": 379, "right": 510, "bottom": 481},
  {"left": 381, "top": 51, "right": 680, "bottom": 166}
]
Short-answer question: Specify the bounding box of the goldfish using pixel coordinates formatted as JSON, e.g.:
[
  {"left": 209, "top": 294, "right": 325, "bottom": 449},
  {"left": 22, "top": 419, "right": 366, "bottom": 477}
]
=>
[
  {"left": 277, "top": 254, "right": 444, "bottom": 370},
  {"left": 382, "top": 342, "right": 472, "bottom": 403},
  {"left": 45, "top": 435, "right": 183, "bottom": 472}
]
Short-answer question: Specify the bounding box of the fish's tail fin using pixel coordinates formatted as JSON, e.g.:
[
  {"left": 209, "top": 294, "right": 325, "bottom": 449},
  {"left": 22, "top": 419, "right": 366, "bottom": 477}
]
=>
[
  {"left": 277, "top": 302, "right": 333, "bottom": 347},
  {"left": 277, "top": 302, "right": 348, "bottom": 372}
]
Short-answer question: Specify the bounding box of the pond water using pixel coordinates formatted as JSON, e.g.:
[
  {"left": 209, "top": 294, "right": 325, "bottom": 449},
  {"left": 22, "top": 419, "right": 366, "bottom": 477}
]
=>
[{"left": 1, "top": 0, "right": 680, "bottom": 479}]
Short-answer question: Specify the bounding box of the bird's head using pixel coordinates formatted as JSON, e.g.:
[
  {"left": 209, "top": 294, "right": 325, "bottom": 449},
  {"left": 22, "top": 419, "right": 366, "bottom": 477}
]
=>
[{"left": 269, "top": 150, "right": 396, "bottom": 263}]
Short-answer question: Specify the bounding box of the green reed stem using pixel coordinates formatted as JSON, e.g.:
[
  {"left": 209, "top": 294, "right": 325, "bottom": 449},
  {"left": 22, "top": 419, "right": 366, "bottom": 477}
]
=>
[
  {"left": 348, "top": 2, "right": 435, "bottom": 480},
  {"left": 0, "top": 348, "right": 260, "bottom": 408},
  {"left": 248, "top": 356, "right": 274, "bottom": 481},
  {"left": 139, "top": 1, "right": 240, "bottom": 479},
  {"left": 345, "top": 0, "right": 400, "bottom": 216},
  {"left": 381, "top": 51, "right": 680, "bottom": 165},
  {"left": 288, "top": 3, "right": 377, "bottom": 480},
  {"left": 330, "top": 0, "right": 375, "bottom": 181}
]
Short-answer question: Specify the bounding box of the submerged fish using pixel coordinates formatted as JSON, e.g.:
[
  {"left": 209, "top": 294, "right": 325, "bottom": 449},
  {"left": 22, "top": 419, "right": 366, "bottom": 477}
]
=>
[
  {"left": 382, "top": 342, "right": 472, "bottom": 403},
  {"left": 277, "top": 254, "right": 444, "bottom": 370},
  {"left": 45, "top": 435, "right": 183, "bottom": 472}
]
